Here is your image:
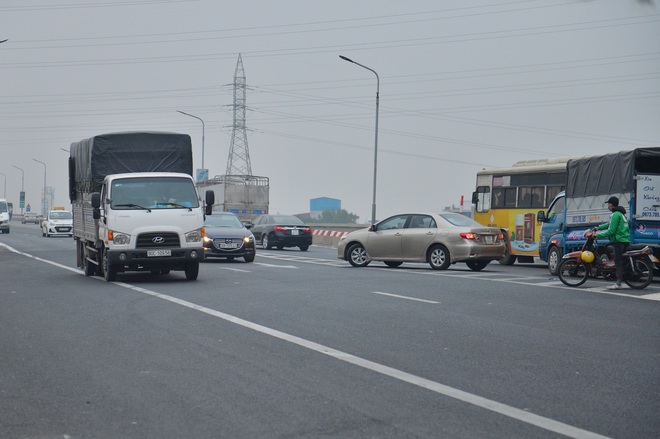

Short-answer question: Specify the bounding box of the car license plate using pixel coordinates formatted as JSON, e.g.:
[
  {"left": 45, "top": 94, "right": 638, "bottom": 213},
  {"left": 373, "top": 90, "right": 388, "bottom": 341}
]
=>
[
  {"left": 292, "top": 229, "right": 299, "bottom": 235},
  {"left": 220, "top": 243, "right": 240, "bottom": 249},
  {"left": 484, "top": 235, "right": 494, "bottom": 244},
  {"left": 147, "top": 249, "right": 171, "bottom": 257}
]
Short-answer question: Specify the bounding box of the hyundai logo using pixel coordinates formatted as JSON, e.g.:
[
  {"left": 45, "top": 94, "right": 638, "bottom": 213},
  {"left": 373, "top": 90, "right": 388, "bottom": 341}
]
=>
[{"left": 152, "top": 236, "right": 165, "bottom": 244}]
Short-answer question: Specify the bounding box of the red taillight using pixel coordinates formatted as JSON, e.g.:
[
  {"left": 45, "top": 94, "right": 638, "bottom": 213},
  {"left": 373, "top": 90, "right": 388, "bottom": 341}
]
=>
[
  {"left": 498, "top": 233, "right": 504, "bottom": 240},
  {"left": 460, "top": 232, "right": 478, "bottom": 240},
  {"left": 303, "top": 227, "right": 312, "bottom": 233},
  {"left": 273, "top": 226, "right": 287, "bottom": 232}
]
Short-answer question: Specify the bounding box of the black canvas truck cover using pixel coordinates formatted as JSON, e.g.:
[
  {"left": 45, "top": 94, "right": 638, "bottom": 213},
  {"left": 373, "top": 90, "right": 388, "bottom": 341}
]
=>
[
  {"left": 566, "top": 147, "right": 660, "bottom": 198},
  {"left": 70, "top": 132, "right": 193, "bottom": 195}
]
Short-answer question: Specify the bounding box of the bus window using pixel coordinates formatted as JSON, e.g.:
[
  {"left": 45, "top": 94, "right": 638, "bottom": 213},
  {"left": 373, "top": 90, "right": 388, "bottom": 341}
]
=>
[
  {"left": 474, "top": 186, "right": 491, "bottom": 213},
  {"left": 503, "top": 187, "right": 517, "bottom": 207},
  {"left": 518, "top": 186, "right": 544, "bottom": 208}
]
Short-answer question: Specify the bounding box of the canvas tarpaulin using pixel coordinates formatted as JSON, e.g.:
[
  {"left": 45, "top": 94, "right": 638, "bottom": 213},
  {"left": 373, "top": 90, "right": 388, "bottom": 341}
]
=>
[
  {"left": 566, "top": 147, "right": 660, "bottom": 198},
  {"left": 70, "top": 132, "right": 193, "bottom": 193}
]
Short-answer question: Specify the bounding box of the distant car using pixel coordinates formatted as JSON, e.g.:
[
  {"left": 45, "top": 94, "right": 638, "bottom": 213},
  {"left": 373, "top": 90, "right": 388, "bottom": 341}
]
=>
[
  {"left": 202, "top": 212, "right": 256, "bottom": 262},
  {"left": 42, "top": 210, "right": 73, "bottom": 237},
  {"left": 337, "top": 212, "right": 505, "bottom": 271},
  {"left": 22, "top": 213, "right": 42, "bottom": 224},
  {"left": 251, "top": 214, "right": 313, "bottom": 251}
]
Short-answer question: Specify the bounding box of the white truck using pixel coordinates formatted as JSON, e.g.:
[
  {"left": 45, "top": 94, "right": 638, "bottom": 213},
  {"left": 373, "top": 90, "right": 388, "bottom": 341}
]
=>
[
  {"left": 0, "top": 198, "right": 10, "bottom": 234},
  {"left": 69, "top": 132, "right": 214, "bottom": 281}
]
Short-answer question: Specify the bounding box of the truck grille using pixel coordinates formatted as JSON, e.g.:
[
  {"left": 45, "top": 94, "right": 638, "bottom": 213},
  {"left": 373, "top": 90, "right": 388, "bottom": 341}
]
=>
[{"left": 136, "top": 232, "right": 180, "bottom": 248}]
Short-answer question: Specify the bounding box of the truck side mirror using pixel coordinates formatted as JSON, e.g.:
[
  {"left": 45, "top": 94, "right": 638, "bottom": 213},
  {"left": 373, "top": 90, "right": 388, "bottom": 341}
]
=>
[
  {"left": 205, "top": 190, "right": 215, "bottom": 216},
  {"left": 91, "top": 192, "right": 101, "bottom": 219},
  {"left": 537, "top": 210, "right": 546, "bottom": 222}
]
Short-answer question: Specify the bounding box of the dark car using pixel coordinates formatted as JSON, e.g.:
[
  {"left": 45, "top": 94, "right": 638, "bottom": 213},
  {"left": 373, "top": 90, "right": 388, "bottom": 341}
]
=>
[
  {"left": 251, "top": 214, "right": 313, "bottom": 251},
  {"left": 203, "top": 212, "right": 256, "bottom": 262}
]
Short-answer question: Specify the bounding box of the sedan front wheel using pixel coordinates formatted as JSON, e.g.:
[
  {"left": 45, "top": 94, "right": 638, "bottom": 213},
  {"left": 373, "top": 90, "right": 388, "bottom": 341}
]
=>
[{"left": 347, "top": 243, "right": 370, "bottom": 267}]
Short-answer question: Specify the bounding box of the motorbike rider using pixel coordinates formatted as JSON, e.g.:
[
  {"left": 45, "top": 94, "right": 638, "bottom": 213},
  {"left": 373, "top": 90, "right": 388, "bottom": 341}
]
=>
[{"left": 594, "top": 196, "right": 631, "bottom": 290}]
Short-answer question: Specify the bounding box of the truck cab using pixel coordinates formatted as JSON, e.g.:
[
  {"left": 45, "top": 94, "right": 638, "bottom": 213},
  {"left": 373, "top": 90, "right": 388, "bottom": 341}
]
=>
[{"left": 537, "top": 192, "right": 566, "bottom": 275}]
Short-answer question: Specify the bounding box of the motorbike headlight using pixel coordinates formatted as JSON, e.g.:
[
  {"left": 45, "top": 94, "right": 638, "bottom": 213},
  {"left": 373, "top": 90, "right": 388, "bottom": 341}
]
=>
[{"left": 186, "top": 228, "right": 203, "bottom": 243}]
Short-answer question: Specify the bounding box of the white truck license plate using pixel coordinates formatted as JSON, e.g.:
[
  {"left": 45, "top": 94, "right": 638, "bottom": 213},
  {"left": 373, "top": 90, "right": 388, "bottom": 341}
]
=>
[{"left": 147, "top": 249, "right": 171, "bottom": 257}]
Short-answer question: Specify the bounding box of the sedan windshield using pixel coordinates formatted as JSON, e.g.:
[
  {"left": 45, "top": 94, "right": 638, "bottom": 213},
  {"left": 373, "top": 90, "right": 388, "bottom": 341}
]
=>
[
  {"left": 205, "top": 215, "right": 244, "bottom": 228},
  {"left": 50, "top": 211, "right": 72, "bottom": 220}
]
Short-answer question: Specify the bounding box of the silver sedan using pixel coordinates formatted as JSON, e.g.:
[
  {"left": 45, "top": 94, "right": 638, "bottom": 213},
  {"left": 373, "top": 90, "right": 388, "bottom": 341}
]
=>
[{"left": 337, "top": 212, "right": 505, "bottom": 271}]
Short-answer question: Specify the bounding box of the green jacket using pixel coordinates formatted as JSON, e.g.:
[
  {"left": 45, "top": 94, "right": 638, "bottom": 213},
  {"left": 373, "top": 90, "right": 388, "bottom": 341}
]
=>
[{"left": 596, "top": 208, "right": 630, "bottom": 243}]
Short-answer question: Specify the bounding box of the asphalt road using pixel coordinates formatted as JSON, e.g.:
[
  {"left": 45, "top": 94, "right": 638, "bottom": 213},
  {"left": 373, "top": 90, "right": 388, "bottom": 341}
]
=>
[{"left": 1, "top": 223, "right": 659, "bottom": 439}]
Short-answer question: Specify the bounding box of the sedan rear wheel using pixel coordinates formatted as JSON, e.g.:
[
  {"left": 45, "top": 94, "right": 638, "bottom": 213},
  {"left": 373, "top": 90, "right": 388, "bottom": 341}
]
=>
[
  {"left": 466, "top": 260, "right": 489, "bottom": 271},
  {"left": 347, "top": 243, "right": 370, "bottom": 267},
  {"left": 428, "top": 244, "right": 451, "bottom": 270}
]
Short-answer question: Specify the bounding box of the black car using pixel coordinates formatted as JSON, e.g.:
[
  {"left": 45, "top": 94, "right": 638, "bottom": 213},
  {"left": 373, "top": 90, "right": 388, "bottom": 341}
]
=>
[
  {"left": 251, "top": 214, "right": 313, "bottom": 251},
  {"left": 203, "top": 212, "right": 255, "bottom": 262}
]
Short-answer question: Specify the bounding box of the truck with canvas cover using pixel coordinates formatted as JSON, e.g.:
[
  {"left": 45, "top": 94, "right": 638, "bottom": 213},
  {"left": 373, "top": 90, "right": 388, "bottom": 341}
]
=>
[
  {"left": 538, "top": 148, "right": 660, "bottom": 274},
  {"left": 69, "top": 131, "right": 215, "bottom": 281}
]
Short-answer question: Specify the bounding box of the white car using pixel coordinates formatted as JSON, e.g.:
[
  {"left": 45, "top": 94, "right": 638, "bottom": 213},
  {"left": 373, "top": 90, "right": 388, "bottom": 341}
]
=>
[{"left": 42, "top": 210, "right": 73, "bottom": 237}]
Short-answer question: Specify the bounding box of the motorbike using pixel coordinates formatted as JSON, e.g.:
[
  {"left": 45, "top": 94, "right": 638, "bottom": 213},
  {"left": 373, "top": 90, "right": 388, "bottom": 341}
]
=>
[{"left": 557, "top": 230, "right": 658, "bottom": 289}]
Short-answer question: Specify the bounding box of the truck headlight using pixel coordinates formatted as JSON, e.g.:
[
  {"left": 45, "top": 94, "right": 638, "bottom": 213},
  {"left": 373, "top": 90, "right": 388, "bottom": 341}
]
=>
[
  {"left": 186, "top": 228, "right": 203, "bottom": 243},
  {"left": 112, "top": 233, "right": 130, "bottom": 245}
]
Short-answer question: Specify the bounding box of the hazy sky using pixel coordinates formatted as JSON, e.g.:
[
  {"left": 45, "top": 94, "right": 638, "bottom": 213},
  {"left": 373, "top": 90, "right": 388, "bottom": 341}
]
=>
[{"left": 1, "top": 0, "right": 659, "bottom": 222}]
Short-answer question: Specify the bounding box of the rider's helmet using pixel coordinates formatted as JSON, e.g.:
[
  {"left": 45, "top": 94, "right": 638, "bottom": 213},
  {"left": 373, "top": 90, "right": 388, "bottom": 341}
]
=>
[{"left": 581, "top": 251, "right": 595, "bottom": 263}]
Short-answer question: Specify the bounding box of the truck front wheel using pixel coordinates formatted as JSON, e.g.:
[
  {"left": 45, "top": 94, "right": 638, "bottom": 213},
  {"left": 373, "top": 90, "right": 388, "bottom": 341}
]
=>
[
  {"left": 548, "top": 246, "right": 562, "bottom": 275},
  {"left": 103, "top": 249, "right": 117, "bottom": 282},
  {"left": 185, "top": 261, "right": 199, "bottom": 280}
]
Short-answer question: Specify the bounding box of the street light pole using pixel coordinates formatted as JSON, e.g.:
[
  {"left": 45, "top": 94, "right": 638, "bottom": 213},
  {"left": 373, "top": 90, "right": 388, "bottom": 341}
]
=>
[
  {"left": 12, "top": 165, "right": 24, "bottom": 215},
  {"left": 0, "top": 172, "right": 6, "bottom": 198},
  {"left": 339, "top": 55, "right": 380, "bottom": 225},
  {"left": 32, "top": 159, "right": 47, "bottom": 214},
  {"left": 176, "top": 110, "right": 205, "bottom": 171}
]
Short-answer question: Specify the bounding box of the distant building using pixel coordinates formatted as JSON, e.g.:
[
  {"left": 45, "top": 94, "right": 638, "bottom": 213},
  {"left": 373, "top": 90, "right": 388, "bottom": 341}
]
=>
[{"left": 310, "top": 197, "right": 341, "bottom": 219}]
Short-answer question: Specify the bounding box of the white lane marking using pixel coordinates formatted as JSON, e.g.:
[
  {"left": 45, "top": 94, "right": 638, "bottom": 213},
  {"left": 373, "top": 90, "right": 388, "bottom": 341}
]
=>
[
  {"left": 254, "top": 262, "right": 299, "bottom": 269},
  {"left": 0, "top": 242, "right": 612, "bottom": 438},
  {"left": 219, "top": 267, "right": 251, "bottom": 273},
  {"left": 371, "top": 291, "right": 440, "bottom": 304}
]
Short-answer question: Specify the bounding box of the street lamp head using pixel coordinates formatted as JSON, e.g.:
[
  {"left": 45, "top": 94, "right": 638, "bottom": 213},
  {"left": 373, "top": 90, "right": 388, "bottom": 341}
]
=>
[{"left": 339, "top": 55, "right": 354, "bottom": 63}]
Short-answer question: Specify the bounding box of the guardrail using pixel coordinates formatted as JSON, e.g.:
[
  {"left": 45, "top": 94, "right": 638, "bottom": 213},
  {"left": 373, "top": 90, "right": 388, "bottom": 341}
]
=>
[{"left": 310, "top": 223, "right": 367, "bottom": 247}]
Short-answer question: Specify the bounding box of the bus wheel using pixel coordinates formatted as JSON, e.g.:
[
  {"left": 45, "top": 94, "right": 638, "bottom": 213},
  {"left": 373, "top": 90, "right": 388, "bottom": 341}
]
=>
[{"left": 498, "top": 238, "right": 516, "bottom": 265}]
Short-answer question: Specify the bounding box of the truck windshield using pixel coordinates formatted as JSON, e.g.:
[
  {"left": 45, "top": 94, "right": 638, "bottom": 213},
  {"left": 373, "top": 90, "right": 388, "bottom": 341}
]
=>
[{"left": 111, "top": 177, "right": 199, "bottom": 210}]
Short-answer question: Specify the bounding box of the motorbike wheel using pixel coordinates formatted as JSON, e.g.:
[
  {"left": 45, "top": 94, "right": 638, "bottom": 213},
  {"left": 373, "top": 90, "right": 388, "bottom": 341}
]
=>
[
  {"left": 624, "top": 257, "right": 653, "bottom": 290},
  {"left": 557, "top": 258, "right": 588, "bottom": 287}
]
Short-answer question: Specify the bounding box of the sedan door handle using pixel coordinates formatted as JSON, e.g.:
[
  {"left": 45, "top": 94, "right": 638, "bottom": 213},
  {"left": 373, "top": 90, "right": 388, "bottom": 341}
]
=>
[
  {"left": 394, "top": 232, "right": 402, "bottom": 236},
  {"left": 426, "top": 232, "right": 434, "bottom": 235}
]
